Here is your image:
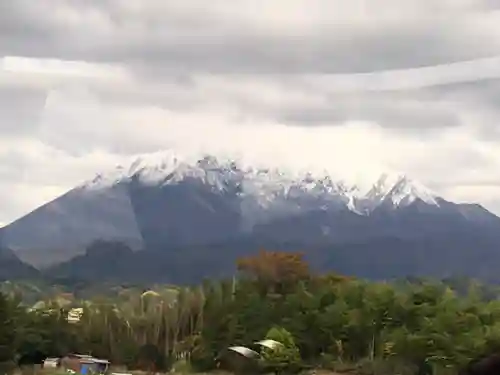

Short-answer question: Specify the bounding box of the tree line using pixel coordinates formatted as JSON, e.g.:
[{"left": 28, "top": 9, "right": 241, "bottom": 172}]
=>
[{"left": 1, "top": 250, "right": 500, "bottom": 375}]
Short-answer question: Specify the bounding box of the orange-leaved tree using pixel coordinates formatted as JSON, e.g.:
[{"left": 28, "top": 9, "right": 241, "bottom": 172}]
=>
[{"left": 236, "top": 250, "right": 310, "bottom": 296}]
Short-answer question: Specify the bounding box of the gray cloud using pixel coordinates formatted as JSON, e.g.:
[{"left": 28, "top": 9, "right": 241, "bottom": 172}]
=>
[
  {"left": 0, "top": 86, "right": 46, "bottom": 135},
  {"left": 275, "top": 93, "right": 461, "bottom": 132},
  {"left": 2, "top": 1, "right": 500, "bottom": 75},
  {"left": 0, "top": 70, "right": 496, "bottom": 141}
]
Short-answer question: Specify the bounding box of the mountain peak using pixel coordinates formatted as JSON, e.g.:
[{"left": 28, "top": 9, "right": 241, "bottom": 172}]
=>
[
  {"left": 366, "top": 173, "right": 439, "bottom": 208},
  {"left": 80, "top": 150, "right": 440, "bottom": 215}
]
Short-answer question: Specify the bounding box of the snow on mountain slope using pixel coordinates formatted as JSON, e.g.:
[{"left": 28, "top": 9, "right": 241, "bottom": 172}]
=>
[
  {"left": 81, "top": 150, "right": 441, "bottom": 216},
  {"left": 359, "top": 173, "right": 439, "bottom": 213}
]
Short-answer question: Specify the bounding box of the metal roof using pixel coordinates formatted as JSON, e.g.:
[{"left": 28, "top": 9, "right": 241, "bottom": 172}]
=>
[
  {"left": 228, "top": 346, "right": 260, "bottom": 358},
  {"left": 255, "top": 339, "right": 284, "bottom": 350}
]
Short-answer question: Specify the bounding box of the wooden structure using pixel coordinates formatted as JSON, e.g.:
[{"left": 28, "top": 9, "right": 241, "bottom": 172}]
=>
[
  {"left": 43, "top": 357, "right": 61, "bottom": 368},
  {"left": 61, "top": 354, "right": 110, "bottom": 374}
]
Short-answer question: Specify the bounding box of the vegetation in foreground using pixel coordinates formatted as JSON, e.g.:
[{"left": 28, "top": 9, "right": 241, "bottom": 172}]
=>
[{"left": 1, "top": 250, "right": 500, "bottom": 375}]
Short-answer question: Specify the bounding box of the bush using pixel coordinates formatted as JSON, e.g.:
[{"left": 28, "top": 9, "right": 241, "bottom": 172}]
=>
[
  {"left": 260, "top": 327, "right": 302, "bottom": 374},
  {"left": 0, "top": 360, "right": 17, "bottom": 375},
  {"left": 189, "top": 337, "right": 216, "bottom": 372},
  {"left": 356, "top": 358, "right": 417, "bottom": 375}
]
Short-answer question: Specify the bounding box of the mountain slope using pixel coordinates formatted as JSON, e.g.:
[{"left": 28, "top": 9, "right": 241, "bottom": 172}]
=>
[
  {"left": 46, "top": 230, "right": 500, "bottom": 285},
  {"left": 0, "top": 246, "right": 40, "bottom": 280},
  {"left": 0, "top": 184, "right": 143, "bottom": 268},
  {"left": 1, "top": 151, "right": 500, "bottom": 282}
]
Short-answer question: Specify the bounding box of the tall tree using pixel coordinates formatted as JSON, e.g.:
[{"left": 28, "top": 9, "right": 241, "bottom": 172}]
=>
[{"left": 237, "top": 250, "right": 310, "bottom": 295}]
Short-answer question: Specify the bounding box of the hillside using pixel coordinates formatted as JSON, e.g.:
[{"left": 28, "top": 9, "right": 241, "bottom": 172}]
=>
[{"left": 0, "top": 245, "right": 40, "bottom": 281}]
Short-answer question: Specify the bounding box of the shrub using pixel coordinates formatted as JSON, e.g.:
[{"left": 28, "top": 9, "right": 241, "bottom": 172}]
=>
[{"left": 260, "top": 326, "right": 302, "bottom": 374}]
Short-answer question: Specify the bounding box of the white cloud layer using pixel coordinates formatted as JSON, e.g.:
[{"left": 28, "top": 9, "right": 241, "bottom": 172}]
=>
[{"left": 2, "top": 0, "right": 500, "bottom": 225}]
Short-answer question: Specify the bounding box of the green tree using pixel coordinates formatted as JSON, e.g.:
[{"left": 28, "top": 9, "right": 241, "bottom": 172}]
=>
[{"left": 0, "top": 292, "right": 17, "bottom": 373}]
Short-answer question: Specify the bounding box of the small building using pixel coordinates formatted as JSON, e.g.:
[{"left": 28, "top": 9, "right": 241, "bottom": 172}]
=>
[
  {"left": 67, "top": 307, "right": 84, "bottom": 323},
  {"left": 61, "top": 354, "right": 110, "bottom": 374},
  {"left": 43, "top": 357, "right": 61, "bottom": 368}
]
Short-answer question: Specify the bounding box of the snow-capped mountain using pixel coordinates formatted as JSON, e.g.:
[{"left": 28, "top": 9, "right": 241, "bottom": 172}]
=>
[
  {"left": 1, "top": 151, "right": 499, "bottom": 280},
  {"left": 83, "top": 151, "right": 439, "bottom": 217}
]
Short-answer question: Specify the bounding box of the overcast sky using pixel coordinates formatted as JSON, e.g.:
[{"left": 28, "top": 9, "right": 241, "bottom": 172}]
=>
[{"left": 2, "top": 0, "right": 500, "bottom": 225}]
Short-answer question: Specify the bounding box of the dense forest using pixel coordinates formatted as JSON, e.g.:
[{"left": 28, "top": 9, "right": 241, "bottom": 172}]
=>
[{"left": 1, "top": 250, "right": 500, "bottom": 375}]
